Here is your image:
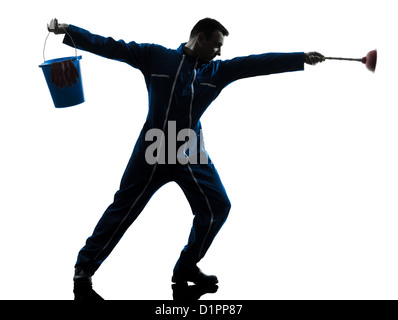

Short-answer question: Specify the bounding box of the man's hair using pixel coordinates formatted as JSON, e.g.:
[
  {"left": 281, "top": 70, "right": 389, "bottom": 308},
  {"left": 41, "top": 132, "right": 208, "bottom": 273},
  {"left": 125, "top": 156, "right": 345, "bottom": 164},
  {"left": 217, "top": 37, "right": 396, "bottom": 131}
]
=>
[{"left": 190, "top": 18, "right": 229, "bottom": 40}]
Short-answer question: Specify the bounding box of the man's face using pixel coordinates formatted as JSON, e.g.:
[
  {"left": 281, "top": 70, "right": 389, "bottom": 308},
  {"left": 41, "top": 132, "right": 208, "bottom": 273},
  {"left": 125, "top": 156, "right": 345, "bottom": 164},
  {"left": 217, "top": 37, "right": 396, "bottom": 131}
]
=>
[{"left": 197, "top": 30, "right": 224, "bottom": 63}]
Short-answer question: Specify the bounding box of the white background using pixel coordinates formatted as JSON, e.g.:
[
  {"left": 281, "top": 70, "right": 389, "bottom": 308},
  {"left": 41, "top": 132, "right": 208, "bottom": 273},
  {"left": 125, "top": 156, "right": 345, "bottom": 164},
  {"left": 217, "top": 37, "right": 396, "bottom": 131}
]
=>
[{"left": 0, "top": 0, "right": 397, "bottom": 300}]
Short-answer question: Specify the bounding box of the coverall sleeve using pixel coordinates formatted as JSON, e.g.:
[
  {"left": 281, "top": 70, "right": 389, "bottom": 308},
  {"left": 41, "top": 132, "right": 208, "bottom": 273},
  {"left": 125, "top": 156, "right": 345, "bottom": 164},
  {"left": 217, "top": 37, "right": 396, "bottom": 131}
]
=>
[
  {"left": 218, "top": 52, "right": 305, "bottom": 87},
  {"left": 63, "top": 24, "right": 151, "bottom": 72}
]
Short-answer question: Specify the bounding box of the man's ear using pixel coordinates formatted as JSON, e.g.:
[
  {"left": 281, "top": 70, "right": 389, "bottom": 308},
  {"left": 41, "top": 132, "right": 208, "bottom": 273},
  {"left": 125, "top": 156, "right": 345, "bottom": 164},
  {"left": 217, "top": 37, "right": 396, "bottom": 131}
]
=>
[{"left": 197, "top": 32, "right": 206, "bottom": 46}]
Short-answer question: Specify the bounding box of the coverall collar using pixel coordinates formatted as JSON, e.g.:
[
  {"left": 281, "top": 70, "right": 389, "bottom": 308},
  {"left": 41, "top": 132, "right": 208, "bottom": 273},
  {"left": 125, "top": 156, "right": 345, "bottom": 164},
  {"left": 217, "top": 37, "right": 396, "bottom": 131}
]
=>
[{"left": 178, "top": 43, "right": 206, "bottom": 65}]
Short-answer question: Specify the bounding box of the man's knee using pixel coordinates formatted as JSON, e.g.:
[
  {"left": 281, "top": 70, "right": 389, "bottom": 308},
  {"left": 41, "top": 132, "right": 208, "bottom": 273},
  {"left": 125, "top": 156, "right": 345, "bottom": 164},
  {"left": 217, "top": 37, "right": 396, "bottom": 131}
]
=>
[
  {"left": 216, "top": 196, "right": 231, "bottom": 221},
  {"left": 224, "top": 198, "right": 231, "bottom": 215}
]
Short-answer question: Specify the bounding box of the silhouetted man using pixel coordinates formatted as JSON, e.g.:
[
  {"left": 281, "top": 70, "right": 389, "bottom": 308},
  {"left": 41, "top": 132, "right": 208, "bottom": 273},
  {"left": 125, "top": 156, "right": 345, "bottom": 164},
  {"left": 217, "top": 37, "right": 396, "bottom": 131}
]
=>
[{"left": 48, "top": 18, "right": 324, "bottom": 300}]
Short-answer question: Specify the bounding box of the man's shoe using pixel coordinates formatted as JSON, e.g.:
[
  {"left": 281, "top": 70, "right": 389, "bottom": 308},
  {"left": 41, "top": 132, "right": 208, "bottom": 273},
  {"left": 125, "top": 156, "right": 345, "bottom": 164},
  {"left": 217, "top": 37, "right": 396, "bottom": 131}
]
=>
[
  {"left": 73, "top": 267, "right": 104, "bottom": 301},
  {"left": 73, "top": 282, "right": 104, "bottom": 301},
  {"left": 172, "top": 268, "right": 218, "bottom": 286}
]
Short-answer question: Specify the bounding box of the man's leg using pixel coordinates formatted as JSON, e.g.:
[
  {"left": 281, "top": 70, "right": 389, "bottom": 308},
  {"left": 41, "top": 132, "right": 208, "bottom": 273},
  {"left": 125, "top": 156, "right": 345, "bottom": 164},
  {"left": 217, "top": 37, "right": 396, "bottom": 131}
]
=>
[
  {"left": 73, "top": 161, "right": 168, "bottom": 300},
  {"left": 173, "top": 163, "right": 231, "bottom": 284},
  {"left": 75, "top": 161, "right": 168, "bottom": 277}
]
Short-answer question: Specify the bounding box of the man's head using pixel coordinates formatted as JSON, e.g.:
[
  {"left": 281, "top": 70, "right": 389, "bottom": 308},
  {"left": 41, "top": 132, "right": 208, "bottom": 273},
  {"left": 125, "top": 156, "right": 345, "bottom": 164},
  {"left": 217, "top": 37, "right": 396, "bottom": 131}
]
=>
[{"left": 186, "top": 18, "right": 229, "bottom": 63}]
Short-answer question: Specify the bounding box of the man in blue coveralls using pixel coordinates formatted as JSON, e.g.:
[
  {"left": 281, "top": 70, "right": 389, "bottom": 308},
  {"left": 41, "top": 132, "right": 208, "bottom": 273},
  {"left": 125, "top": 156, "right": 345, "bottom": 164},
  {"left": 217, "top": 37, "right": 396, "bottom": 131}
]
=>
[{"left": 48, "top": 18, "right": 324, "bottom": 300}]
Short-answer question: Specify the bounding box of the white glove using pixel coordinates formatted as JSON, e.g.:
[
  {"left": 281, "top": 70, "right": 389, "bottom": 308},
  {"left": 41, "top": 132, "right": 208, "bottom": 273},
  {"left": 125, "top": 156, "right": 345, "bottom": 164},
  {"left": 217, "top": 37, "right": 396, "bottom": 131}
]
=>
[{"left": 47, "top": 18, "right": 69, "bottom": 34}]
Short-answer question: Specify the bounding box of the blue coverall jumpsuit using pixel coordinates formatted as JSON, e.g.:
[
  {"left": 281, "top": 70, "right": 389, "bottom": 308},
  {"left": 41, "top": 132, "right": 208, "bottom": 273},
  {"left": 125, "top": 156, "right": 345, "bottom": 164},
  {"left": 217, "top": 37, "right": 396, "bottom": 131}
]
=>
[{"left": 63, "top": 25, "right": 305, "bottom": 277}]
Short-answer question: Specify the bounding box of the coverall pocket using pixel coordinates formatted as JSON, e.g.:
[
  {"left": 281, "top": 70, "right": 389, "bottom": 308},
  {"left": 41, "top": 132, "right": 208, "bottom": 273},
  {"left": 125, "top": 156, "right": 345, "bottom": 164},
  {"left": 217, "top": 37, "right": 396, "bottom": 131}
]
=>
[
  {"left": 151, "top": 74, "right": 170, "bottom": 79},
  {"left": 199, "top": 82, "right": 217, "bottom": 88}
]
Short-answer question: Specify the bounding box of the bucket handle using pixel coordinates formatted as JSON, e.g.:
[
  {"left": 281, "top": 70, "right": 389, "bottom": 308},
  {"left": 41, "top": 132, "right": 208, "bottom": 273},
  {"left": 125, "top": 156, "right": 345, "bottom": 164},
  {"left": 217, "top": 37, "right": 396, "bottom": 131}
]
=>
[{"left": 43, "top": 28, "right": 78, "bottom": 62}]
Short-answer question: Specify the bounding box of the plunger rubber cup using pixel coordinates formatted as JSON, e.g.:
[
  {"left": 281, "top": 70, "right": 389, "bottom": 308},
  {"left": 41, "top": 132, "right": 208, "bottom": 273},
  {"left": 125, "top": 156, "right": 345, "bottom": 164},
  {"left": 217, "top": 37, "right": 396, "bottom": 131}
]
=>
[{"left": 363, "top": 50, "right": 377, "bottom": 72}]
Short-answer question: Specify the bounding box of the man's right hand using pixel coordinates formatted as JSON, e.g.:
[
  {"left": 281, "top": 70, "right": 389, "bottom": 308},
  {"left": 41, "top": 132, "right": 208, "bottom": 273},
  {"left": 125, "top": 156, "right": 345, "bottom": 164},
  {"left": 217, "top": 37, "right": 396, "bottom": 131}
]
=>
[{"left": 47, "top": 18, "right": 69, "bottom": 34}]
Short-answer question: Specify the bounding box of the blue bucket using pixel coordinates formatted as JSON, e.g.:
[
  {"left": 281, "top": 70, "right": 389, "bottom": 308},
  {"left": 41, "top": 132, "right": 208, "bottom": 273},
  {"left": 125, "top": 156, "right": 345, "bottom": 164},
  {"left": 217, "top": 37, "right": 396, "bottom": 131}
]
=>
[
  {"left": 39, "top": 56, "right": 84, "bottom": 108},
  {"left": 39, "top": 32, "right": 84, "bottom": 108}
]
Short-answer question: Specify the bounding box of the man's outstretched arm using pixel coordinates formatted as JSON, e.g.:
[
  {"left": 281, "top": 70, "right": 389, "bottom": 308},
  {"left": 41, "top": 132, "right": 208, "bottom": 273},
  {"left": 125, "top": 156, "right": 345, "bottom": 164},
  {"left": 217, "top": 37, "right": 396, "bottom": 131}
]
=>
[
  {"left": 47, "top": 18, "right": 152, "bottom": 72},
  {"left": 218, "top": 51, "right": 325, "bottom": 88}
]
